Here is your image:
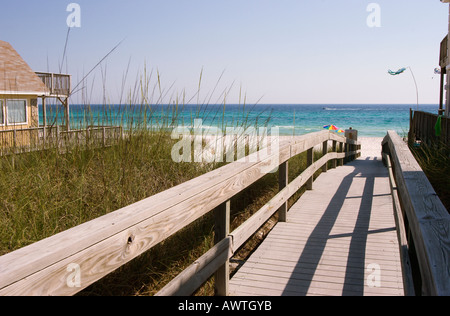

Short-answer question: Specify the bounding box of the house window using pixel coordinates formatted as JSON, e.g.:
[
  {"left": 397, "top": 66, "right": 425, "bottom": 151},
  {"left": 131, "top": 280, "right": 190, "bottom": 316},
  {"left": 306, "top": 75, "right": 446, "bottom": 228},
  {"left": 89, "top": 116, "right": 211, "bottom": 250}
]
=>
[
  {"left": 6, "top": 99, "right": 27, "bottom": 125},
  {"left": 0, "top": 100, "right": 4, "bottom": 125}
]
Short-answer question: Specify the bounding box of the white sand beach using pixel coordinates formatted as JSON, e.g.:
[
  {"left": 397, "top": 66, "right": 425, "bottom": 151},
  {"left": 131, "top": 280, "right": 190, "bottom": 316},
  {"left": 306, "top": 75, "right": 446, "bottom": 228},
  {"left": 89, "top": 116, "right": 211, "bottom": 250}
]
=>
[
  {"left": 358, "top": 137, "right": 384, "bottom": 158},
  {"left": 308, "top": 136, "right": 385, "bottom": 159},
  {"left": 199, "top": 135, "right": 385, "bottom": 162}
]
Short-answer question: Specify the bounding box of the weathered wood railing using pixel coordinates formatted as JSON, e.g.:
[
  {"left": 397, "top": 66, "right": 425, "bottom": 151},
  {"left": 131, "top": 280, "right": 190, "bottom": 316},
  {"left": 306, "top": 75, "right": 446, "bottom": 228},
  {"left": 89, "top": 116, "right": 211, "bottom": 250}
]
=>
[
  {"left": 440, "top": 35, "right": 448, "bottom": 70},
  {"left": 0, "top": 125, "right": 123, "bottom": 155},
  {"left": 382, "top": 130, "right": 450, "bottom": 296},
  {"left": 409, "top": 110, "right": 450, "bottom": 147},
  {"left": 0, "top": 130, "right": 360, "bottom": 296},
  {"left": 439, "top": 36, "right": 448, "bottom": 116},
  {"left": 36, "top": 72, "right": 71, "bottom": 97}
]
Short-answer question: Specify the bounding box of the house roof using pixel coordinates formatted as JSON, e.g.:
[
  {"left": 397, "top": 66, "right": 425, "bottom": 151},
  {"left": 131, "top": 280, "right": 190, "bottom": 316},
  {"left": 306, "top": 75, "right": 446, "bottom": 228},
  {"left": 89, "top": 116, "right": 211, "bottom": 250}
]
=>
[{"left": 0, "top": 40, "right": 49, "bottom": 96}]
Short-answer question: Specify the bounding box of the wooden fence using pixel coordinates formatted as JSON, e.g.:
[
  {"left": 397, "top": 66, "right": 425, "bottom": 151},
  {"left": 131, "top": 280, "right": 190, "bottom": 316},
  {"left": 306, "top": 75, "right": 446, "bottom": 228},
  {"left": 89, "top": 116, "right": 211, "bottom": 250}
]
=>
[
  {"left": 0, "top": 130, "right": 360, "bottom": 296},
  {"left": 409, "top": 110, "right": 450, "bottom": 147},
  {"left": 0, "top": 126, "right": 123, "bottom": 155},
  {"left": 35, "top": 72, "right": 71, "bottom": 97},
  {"left": 382, "top": 131, "right": 450, "bottom": 296}
]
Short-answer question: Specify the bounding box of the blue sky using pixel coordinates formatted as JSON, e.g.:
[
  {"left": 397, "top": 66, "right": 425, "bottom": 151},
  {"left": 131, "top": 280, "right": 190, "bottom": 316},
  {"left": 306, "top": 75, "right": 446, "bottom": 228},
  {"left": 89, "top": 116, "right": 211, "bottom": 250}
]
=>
[{"left": 0, "top": 0, "right": 448, "bottom": 104}]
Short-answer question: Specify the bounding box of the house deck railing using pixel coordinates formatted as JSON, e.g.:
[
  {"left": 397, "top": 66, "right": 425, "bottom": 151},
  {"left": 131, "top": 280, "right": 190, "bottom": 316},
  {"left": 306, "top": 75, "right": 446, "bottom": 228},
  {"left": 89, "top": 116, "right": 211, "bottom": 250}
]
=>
[{"left": 35, "top": 72, "right": 71, "bottom": 97}]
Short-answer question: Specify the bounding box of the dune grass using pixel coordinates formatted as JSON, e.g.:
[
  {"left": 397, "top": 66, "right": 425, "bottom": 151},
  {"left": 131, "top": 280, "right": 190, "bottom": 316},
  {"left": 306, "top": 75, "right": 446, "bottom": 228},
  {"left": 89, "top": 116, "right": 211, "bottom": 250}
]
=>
[
  {"left": 410, "top": 142, "right": 450, "bottom": 212},
  {"left": 75, "top": 147, "right": 321, "bottom": 296},
  {"left": 0, "top": 122, "right": 328, "bottom": 295},
  {"left": 0, "top": 66, "right": 331, "bottom": 295},
  {"left": 0, "top": 116, "right": 329, "bottom": 296},
  {"left": 0, "top": 130, "right": 212, "bottom": 255}
]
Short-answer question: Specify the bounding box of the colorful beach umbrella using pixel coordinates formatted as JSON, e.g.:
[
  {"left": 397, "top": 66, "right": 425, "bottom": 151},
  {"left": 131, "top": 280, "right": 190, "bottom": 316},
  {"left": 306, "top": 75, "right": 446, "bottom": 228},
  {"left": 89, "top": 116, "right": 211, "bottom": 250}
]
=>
[
  {"left": 337, "top": 129, "right": 345, "bottom": 133},
  {"left": 323, "top": 124, "right": 339, "bottom": 131}
]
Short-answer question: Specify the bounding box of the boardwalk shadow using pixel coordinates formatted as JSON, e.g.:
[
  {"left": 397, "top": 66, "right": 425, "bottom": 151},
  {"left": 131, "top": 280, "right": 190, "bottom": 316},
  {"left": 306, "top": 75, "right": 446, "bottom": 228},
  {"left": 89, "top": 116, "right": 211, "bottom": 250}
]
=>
[{"left": 281, "top": 157, "right": 383, "bottom": 296}]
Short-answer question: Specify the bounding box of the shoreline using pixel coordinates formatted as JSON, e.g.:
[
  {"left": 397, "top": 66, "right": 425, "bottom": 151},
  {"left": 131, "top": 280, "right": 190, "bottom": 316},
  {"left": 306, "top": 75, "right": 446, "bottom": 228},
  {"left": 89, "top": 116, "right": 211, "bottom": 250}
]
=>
[{"left": 39, "top": 103, "right": 427, "bottom": 139}]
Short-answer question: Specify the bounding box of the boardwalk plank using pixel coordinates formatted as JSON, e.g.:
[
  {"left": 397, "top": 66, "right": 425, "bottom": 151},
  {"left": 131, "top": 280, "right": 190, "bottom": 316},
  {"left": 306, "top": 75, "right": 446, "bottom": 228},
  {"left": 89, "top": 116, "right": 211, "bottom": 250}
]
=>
[{"left": 230, "top": 156, "right": 405, "bottom": 296}]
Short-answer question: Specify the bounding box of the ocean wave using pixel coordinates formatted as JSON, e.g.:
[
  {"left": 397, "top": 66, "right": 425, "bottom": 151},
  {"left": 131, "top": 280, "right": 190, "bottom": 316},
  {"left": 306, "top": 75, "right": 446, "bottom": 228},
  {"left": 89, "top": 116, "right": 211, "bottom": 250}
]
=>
[{"left": 323, "top": 107, "right": 362, "bottom": 111}]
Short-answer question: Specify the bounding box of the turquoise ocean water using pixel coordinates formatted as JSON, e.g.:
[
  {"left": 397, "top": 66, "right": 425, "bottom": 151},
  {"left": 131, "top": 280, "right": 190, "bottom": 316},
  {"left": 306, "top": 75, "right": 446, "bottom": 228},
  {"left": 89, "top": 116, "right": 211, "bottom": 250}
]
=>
[{"left": 40, "top": 104, "right": 439, "bottom": 137}]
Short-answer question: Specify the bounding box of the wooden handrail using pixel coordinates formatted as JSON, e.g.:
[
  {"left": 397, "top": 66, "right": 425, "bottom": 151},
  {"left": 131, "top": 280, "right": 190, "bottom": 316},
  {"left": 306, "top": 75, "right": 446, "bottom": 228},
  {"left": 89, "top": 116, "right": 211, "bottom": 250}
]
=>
[
  {"left": 156, "top": 132, "right": 359, "bottom": 296},
  {"left": 382, "top": 130, "right": 450, "bottom": 296},
  {"left": 382, "top": 152, "right": 415, "bottom": 296},
  {"left": 0, "top": 130, "right": 360, "bottom": 296},
  {"left": 155, "top": 152, "right": 351, "bottom": 296}
]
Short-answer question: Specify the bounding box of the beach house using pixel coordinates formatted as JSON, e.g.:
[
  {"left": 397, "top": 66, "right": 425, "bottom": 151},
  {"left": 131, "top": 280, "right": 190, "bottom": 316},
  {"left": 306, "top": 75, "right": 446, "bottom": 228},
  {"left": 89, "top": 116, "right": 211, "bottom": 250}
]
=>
[
  {"left": 0, "top": 40, "right": 71, "bottom": 150},
  {"left": 0, "top": 40, "right": 49, "bottom": 131}
]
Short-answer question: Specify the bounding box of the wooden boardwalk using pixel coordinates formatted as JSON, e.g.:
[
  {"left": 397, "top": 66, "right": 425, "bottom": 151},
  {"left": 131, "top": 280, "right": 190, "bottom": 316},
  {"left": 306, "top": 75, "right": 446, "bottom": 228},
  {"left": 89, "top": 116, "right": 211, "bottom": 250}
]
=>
[
  {"left": 229, "top": 154, "right": 405, "bottom": 296},
  {"left": 2, "top": 131, "right": 447, "bottom": 296}
]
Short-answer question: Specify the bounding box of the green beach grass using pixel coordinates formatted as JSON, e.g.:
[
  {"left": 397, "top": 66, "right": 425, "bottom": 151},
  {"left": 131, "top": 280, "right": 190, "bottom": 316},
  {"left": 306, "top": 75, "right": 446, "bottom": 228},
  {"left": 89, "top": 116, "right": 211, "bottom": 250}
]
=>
[
  {"left": 410, "top": 142, "right": 450, "bottom": 212},
  {"left": 0, "top": 68, "right": 331, "bottom": 295},
  {"left": 0, "top": 114, "right": 325, "bottom": 296}
]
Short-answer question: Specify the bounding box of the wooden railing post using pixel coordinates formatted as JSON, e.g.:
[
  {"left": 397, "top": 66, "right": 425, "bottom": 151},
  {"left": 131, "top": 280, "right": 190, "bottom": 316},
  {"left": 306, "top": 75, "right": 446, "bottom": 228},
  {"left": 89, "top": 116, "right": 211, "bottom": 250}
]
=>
[
  {"left": 55, "top": 125, "right": 59, "bottom": 148},
  {"left": 51, "top": 73, "right": 54, "bottom": 95},
  {"left": 344, "top": 142, "right": 350, "bottom": 164},
  {"left": 306, "top": 148, "right": 313, "bottom": 190},
  {"left": 214, "top": 200, "right": 230, "bottom": 296},
  {"left": 278, "top": 161, "right": 288, "bottom": 222},
  {"left": 322, "top": 140, "right": 328, "bottom": 172},
  {"left": 42, "top": 126, "right": 47, "bottom": 146},
  {"left": 349, "top": 142, "right": 354, "bottom": 161},
  {"left": 332, "top": 140, "right": 337, "bottom": 169},
  {"left": 13, "top": 129, "right": 17, "bottom": 149},
  {"left": 102, "top": 127, "right": 106, "bottom": 147}
]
